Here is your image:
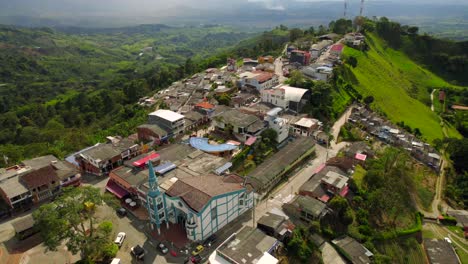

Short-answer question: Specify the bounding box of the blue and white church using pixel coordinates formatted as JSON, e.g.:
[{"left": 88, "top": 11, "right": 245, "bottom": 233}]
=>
[{"left": 145, "top": 162, "right": 254, "bottom": 241}]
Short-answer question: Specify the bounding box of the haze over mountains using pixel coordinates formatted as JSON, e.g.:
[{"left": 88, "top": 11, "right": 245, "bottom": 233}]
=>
[{"left": 0, "top": 0, "right": 467, "bottom": 38}]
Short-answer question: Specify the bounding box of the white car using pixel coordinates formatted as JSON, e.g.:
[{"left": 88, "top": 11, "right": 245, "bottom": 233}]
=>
[
  {"left": 114, "top": 232, "right": 126, "bottom": 247},
  {"left": 445, "top": 237, "right": 452, "bottom": 244}
]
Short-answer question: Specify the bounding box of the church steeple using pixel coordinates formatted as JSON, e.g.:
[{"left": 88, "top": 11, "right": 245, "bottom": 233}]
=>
[{"left": 148, "top": 162, "right": 160, "bottom": 197}]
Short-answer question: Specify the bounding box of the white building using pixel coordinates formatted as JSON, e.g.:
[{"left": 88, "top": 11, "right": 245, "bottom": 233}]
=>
[
  {"left": 209, "top": 226, "right": 280, "bottom": 264},
  {"left": 261, "top": 84, "right": 310, "bottom": 113},
  {"left": 145, "top": 163, "right": 254, "bottom": 242},
  {"left": 238, "top": 71, "right": 279, "bottom": 91},
  {"left": 292, "top": 117, "right": 320, "bottom": 136},
  {"left": 310, "top": 40, "right": 333, "bottom": 59},
  {"left": 265, "top": 108, "right": 289, "bottom": 143},
  {"left": 148, "top": 109, "right": 185, "bottom": 136},
  {"left": 302, "top": 65, "right": 333, "bottom": 81}
]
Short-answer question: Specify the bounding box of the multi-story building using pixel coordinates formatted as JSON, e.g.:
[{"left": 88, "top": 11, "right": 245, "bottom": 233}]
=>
[
  {"left": 0, "top": 155, "right": 80, "bottom": 213},
  {"left": 148, "top": 109, "right": 185, "bottom": 136},
  {"left": 265, "top": 108, "right": 289, "bottom": 143},
  {"left": 238, "top": 71, "right": 279, "bottom": 91},
  {"left": 260, "top": 84, "right": 310, "bottom": 113},
  {"left": 310, "top": 40, "right": 333, "bottom": 59},
  {"left": 145, "top": 163, "right": 254, "bottom": 241},
  {"left": 290, "top": 50, "right": 311, "bottom": 65},
  {"left": 292, "top": 117, "right": 320, "bottom": 137},
  {"left": 75, "top": 138, "right": 139, "bottom": 177}
]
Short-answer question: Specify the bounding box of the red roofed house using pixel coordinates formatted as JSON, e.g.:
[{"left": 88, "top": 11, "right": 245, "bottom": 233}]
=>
[
  {"left": 238, "top": 71, "right": 279, "bottom": 91},
  {"left": 330, "top": 44, "right": 344, "bottom": 56}
]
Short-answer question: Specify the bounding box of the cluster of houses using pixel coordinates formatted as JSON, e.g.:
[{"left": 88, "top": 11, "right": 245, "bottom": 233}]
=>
[
  {"left": 0, "top": 54, "right": 328, "bottom": 247},
  {"left": 283, "top": 35, "right": 345, "bottom": 82},
  {"left": 348, "top": 106, "right": 442, "bottom": 171},
  {"left": 0, "top": 155, "right": 81, "bottom": 216}
]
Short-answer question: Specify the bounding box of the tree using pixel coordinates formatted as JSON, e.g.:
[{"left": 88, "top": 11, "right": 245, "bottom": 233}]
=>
[
  {"left": 33, "top": 186, "right": 118, "bottom": 262},
  {"left": 347, "top": 56, "right": 358, "bottom": 68},
  {"left": 260, "top": 128, "right": 278, "bottom": 146},
  {"left": 317, "top": 25, "right": 327, "bottom": 36},
  {"left": 289, "top": 28, "right": 304, "bottom": 42},
  {"left": 363, "top": 95, "right": 374, "bottom": 105}
]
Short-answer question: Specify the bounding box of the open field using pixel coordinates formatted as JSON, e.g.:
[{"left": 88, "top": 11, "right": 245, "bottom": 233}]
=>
[{"left": 343, "top": 34, "right": 461, "bottom": 142}]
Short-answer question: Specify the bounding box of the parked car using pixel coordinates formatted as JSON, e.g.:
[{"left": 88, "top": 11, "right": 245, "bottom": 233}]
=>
[
  {"left": 190, "top": 255, "right": 203, "bottom": 264},
  {"left": 158, "top": 243, "right": 169, "bottom": 254},
  {"left": 191, "top": 245, "right": 204, "bottom": 256},
  {"left": 131, "top": 245, "right": 145, "bottom": 260},
  {"left": 116, "top": 207, "right": 127, "bottom": 217},
  {"left": 114, "top": 232, "right": 126, "bottom": 247},
  {"left": 203, "top": 234, "right": 217, "bottom": 247},
  {"left": 445, "top": 237, "right": 452, "bottom": 244}
]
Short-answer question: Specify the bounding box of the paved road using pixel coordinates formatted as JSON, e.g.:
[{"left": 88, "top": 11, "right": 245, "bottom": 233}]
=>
[
  {"left": 425, "top": 223, "right": 468, "bottom": 255},
  {"left": 234, "top": 106, "right": 353, "bottom": 263},
  {"left": 274, "top": 57, "right": 287, "bottom": 84}
]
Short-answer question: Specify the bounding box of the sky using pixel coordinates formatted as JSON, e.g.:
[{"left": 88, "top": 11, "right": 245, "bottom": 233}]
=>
[
  {"left": 2, "top": 0, "right": 467, "bottom": 16},
  {"left": 0, "top": 0, "right": 467, "bottom": 28}
]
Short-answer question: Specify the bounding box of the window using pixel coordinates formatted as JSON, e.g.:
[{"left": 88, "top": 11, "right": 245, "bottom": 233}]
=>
[
  {"left": 239, "top": 193, "right": 245, "bottom": 206},
  {"left": 211, "top": 208, "right": 217, "bottom": 220},
  {"left": 178, "top": 201, "right": 184, "bottom": 207},
  {"left": 157, "top": 202, "right": 164, "bottom": 210},
  {"left": 159, "top": 212, "right": 165, "bottom": 219}
]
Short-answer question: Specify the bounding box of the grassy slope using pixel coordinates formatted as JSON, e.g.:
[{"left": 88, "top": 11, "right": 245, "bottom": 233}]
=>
[{"left": 343, "top": 34, "right": 461, "bottom": 142}]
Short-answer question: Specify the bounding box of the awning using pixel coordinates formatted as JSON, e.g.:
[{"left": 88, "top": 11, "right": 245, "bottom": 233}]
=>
[
  {"left": 339, "top": 185, "right": 349, "bottom": 197},
  {"left": 214, "top": 162, "right": 233, "bottom": 175},
  {"left": 106, "top": 180, "right": 129, "bottom": 199},
  {"left": 355, "top": 153, "right": 367, "bottom": 161},
  {"left": 319, "top": 194, "right": 330, "bottom": 203},
  {"left": 314, "top": 164, "right": 326, "bottom": 174},
  {"left": 245, "top": 136, "right": 257, "bottom": 146},
  {"left": 154, "top": 162, "right": 177, "bottom": 175},
  {"left": 132, "top": 152, "right": 160, "bottom": 167}
]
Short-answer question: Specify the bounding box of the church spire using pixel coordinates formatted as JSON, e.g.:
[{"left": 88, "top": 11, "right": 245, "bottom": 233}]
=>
[{"left": 148, "top": 162, "right": 160, "bottom": 197}]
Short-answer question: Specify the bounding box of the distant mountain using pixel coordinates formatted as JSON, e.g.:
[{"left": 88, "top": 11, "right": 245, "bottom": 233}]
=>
[{"left": 0, "top": 0, "right": 467, "bottom": 39}]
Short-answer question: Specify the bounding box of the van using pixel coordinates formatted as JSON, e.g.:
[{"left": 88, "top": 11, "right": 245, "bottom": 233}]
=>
[{"left": 110, "top": 258, "right": 121, "bottom": 264}]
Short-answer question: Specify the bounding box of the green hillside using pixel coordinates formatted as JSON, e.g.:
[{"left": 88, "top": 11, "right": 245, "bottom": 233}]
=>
[{"left": 343, "top": 33, "right": 462, "bottom": 142}]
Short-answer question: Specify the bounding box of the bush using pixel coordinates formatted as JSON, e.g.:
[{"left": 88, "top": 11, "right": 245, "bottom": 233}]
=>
[{"left": 440, "top": 216, "right": 457, "bottom": 226}]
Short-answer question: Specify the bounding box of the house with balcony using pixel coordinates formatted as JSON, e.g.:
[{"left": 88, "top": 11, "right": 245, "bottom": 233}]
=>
[
  {"left": 74, "top": 136, "right": 140, "bottom": 177},
  {"left": 145, "top": 163, "right": 254, "bottom": 242},
  {"left": 0, "top": 155, "right": 80, "bottom": 213},
  {"left": 238, "top": 71, "right": 279, "bottom": 91}
]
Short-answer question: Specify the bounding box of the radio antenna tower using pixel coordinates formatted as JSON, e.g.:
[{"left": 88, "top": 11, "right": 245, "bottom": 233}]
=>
[
  {"left": 344, "top": 0, "right": 348, "bottom": 18},
  {"left": 359, "top": 0, "right": 365, "bottom": 17}
]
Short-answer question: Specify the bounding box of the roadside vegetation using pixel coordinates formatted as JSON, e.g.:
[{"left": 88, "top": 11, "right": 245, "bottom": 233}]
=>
[{"left": 33, "top": 186, "right": 119, "bottom": 263}]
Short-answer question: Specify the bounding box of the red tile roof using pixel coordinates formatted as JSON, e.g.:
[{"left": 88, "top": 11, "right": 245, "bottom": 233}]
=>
[
  {"left": 331, "top": 44, "right": 344, "bottom": 52},
  {"left": 20, "top": 165, "right": 60, "bottom": 189},
  {"left": 252, "top": 71, "right": 275, "bottom": 83},
  {"left": 195, "top": 101, "right": 215, "bottom": 109}
]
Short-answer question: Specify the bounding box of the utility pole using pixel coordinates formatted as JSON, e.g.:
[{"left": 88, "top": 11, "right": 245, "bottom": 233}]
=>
[
  {"left": 359, "top": 0, "right": 365, "bottom": 17},
  {"left": 252, "top": 192, "right": 256, "bottom": 228},
  {"left": 343, "top": 0, "right": 348, "bottom": 18}
]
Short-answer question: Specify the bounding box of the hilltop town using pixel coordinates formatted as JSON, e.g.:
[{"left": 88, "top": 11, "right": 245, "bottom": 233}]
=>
[{"left": 0, "top": 29, "right": 466, "bottom": 264}]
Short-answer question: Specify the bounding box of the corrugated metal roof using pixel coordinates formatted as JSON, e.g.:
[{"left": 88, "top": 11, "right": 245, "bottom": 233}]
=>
[
  {"left": 214, "top": 162, "right": 233, "bottom": 175},
  {"left": 154, "top": 162, "right": 177, "bottom": 175}
]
